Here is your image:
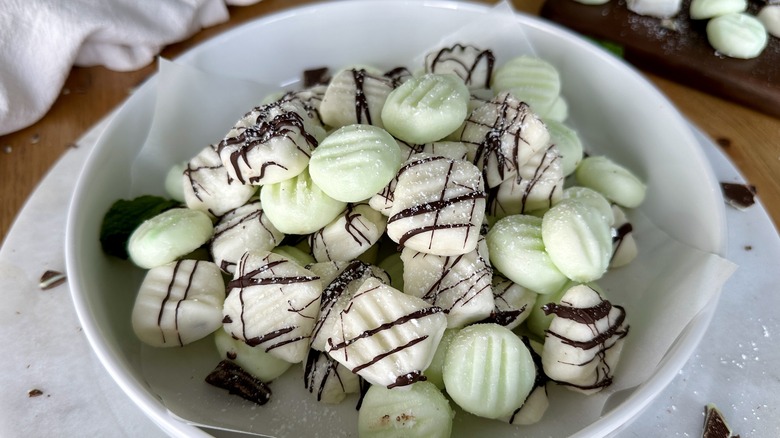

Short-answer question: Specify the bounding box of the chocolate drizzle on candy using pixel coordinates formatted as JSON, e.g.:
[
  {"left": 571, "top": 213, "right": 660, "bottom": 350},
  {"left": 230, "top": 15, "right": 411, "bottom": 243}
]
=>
[
  {"left": 326, "top": 279, "right": 447, "bottom": 389},
  {"left": 461, "top": 92, "right": 551, "bottom": 188},
  {"left": 387, "top": 155, "right": 487, "bottom": 256},
  {"left": 426, "top": 43, "right": 495, "bottom": 89},
  {"left": 217, "top": 100, "right": 319, "bottom": 185},
  {"left": 223, "top": 251, "right": 322, "bottom": 363},
  {"left": 541, "top": 285, "right": 629, "bottom": 393}
]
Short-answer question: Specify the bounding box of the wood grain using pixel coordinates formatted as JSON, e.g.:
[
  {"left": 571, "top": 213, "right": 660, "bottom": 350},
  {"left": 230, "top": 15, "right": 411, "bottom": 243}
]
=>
[{"left": 1, "top": 0, "right": 776, "bottom": 244}]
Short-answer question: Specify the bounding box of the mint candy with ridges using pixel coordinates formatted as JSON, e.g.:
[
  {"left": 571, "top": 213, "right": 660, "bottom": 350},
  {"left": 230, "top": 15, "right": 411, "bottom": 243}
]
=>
[
  {"left": 542, "top": 284, "right": 629, "bottom": 394},
  {"left": 542, "top": 199, "right": 612, "bottom": 283},
  {"left": 259, "top": 168, "right": 346, "bottom": 235},
  {"left": 442, "top": 323, "right": 536, "bottom": 419},
  {"left": 561, "top": 186, "right": 614, "bottom": 226},
  {"left": 320, "top": 68, "right": 395, "bottom": 129},
  {"left": 309, "top": 124, "right": 403, "bottom": 203},
  {"left": 132, "top": 260, "right": 224, "bottom": 347},
  {"left": 325, "top": 278, "right": 447, "bottom": 388},
  {"left": 183, "top": 146, "right": 257, "bottom": 217},
  {"left": 217, "top": 99, "right": 323, "bottom": 186},
  {"left": 575, "top": 155, "right": 647, "bottom": 208},
  {"left": 543, "top": 118, "right": 583, "bottom": 176},
  {"left": 358, "top": 381, "right": 453, "bottom": 438},
  {"left": 491, "top": 56, "right": 562, "bottom": 116},
  {"left": 401, "top": 246, "right": 494, "bottom": 328},
  {"left": 222, "top": 250, "right": 322, "bottom": 364},
  {"left": 460, "top": 92, "right": 550, "bottom": 188},
  {"left": 381, "top": 73, "right": 470, "bottom": 144},
  {"left": 486, "top": 214, "right": 569, "bottom": 295},
  {"left": 209, "top": 200, "right": 284, "bottom": 275},
  {"left": 386, "top": 154, "right": 486, "bottom": 256},
  {"left": 127, "top": 208, "right": 213, "bottom": 269}
]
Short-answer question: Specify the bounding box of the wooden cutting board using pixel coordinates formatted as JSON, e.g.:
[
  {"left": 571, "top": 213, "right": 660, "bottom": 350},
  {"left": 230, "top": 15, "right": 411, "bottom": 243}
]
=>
[{"left": 540, "top": 0, "right": 780, "bottom": 119}]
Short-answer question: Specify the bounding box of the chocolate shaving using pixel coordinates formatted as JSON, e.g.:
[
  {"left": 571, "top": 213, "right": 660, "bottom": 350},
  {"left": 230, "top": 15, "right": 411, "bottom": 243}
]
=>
[
  {"left": 27, "top": 389, "right": 44, "bottom": 398},
  {"left": 205, "top": 360, "right": 272, "bottom": 406},
  {"left": 303, "top": 67, "right": 330, "bottom": 87},
  {"left": 39, "top": 270, "right": 66, "bottom": 290},
  {"left": 702, "top": 403, "right": 740, "bottom": 438},
  {"left": 720, "top": 182, "right": 757, "bottom": 210}
]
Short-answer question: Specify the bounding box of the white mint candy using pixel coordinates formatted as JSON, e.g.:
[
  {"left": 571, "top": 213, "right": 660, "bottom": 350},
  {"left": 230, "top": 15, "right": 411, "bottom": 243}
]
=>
[
  {"left": 213, "top": 329, "right": 292, "bottom": 382},
  {"left": 461, "top": 92, "right": 551, "bottom": 188},
  {"left": 491, "top": 56, "right": 562, "bottom": 116},
  {"left": 575, "top": 155, "right": 647, "bottom": 208},
  {"left": 401, "top": 246, "right": 494, "bottom": 328},
  {"left": 368, "top": 141, "right": 470, "bottom": 216},
  {"left": 210, "top": 200, "right": 284, "bottom": 274},
  {"left": 524, "top": 279, "right": 578, "bottom": 339},
  {"left": 326, "top": 277, "right": 447, "bottom": 388},
  {"left": 759, "top": 6, "right": 780, "bottom": 38},
  {"left": 309, "top": 203, "right": 387, "bottom": 263},
  {"left": 424, "top": 43, "right": 495, "bottom": 89},
  {"left": 707, "top": 13, "right": 768, "bottom": 59},
  {"left": 627, "top": 0, "right": 683, "bottom": 18},
  {"left": 217, "top": 99, "right": 323, "bottom": 186},
  {"left": 320, "top": 68, "right": 395, "bottom": 128},
  {"left": 307, "top": 260, "right": 390, "bottom": 352},
  {"left": 222, "top": 251, "right": 322, "bottom": 363},
  {"left": 308, "top": 124, "right": 403, "bottom": 203},
  {"left": 303, "top": 349, "right": 360, "bottom": 404},
  {"left": 486, "top": 214, "right": 569, "bottom": 295},
  {"left": 690, "top": 0, "right": 746, "bottom": 19},
  {"left": 541, "top": 284, "right": 629, "bottom": 394},
  {"left": 183, "top": 146, "right": 257, "bottom": 217},
  {"left": 542, "top": 199, "right": 613, "bottom": 283},
  {"left": 387, "top": 154, "right": 486, "bottom": 256},
  {"left": 132, "top": 260, "right": 225, "bottom": 347},
  {"left": 128, "top": 208, "right": 213, "bottom": 270},
  {"left": 488, "top": 144, "right": 564, "bottom": 218},
  {"left": 259, "top": 168, "right": 347, "bottom": 235},
  {"left": 381, "top": 73, "right": 470, "bottom": 144}
]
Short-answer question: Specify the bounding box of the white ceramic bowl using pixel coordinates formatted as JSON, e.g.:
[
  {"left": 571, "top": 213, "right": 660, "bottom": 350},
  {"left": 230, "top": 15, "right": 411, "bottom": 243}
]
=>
[{"left": 66, "top": 1, "right": 727, "bottom": 437}]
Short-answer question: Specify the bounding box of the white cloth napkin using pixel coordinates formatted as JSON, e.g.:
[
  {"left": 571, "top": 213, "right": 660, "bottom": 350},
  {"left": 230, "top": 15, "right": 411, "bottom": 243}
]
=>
[{"left": 0, "top": 0, "right": 259, "bottom": 136}]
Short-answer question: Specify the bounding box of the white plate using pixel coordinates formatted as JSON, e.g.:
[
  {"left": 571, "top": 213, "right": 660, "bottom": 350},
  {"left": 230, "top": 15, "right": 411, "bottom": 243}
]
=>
[{"left": 66, "top": 1, "right": 728, "bottom": 437}]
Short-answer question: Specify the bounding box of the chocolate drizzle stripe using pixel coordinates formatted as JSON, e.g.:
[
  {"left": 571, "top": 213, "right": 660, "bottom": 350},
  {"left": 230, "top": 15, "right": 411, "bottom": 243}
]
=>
[
  {"left": 350, "top": 335, "right": 428, "bottom": 375},
  {"left": 329, "top": 306, "right": 442, "bottom": 351}
]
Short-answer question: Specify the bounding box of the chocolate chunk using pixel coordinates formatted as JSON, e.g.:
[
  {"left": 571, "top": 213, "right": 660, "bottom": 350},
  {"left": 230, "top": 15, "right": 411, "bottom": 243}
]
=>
[
  {"left": 27, "top": 389, "right": 44, "bottom": 397},
  {"left": 702, "top": 403, "right": 739, "bottom": 438},
  {"left": 205, "top": 360, "right": 272, "bottom": 406},
  {"left": 39, "top": 270, "right": 66, "bottom": 290},
  {"left": 541, "top": 0, "right": 780, "bottom": 119},
  {"left": 720, "top": 182, "right": 757, "bottom": 210},
  {"left": 303, "top": 67, "right": 330, "bottom": 87}
]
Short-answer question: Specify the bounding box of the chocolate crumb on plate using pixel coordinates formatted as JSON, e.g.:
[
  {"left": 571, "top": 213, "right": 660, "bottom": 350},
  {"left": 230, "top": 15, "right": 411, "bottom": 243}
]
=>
[
  {"left": 205, "top": 360, "right": 272, "bottom": 406},
  {"left": 27, "top": 389, "right": 44, "bottom": 398},
  {"left": 39, "top": 270, "right": 67, "bottom": 290},
  {"left": 702, "top": 403, "right": 740, "bottom": 438},
  {"left": 720, "top": 182, "right": 757, "bottom": 210}
]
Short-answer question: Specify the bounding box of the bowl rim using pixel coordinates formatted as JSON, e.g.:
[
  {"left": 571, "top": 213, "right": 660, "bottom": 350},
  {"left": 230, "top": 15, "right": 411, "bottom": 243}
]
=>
[{"left": 65, "top": 1, "right": 728, "bottom": 437}]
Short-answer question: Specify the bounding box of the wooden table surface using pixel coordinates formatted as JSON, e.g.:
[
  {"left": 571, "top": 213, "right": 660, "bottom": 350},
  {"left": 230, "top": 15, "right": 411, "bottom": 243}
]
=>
[{"left": 1, "top": 0, "right": 778, "bottom": 244}]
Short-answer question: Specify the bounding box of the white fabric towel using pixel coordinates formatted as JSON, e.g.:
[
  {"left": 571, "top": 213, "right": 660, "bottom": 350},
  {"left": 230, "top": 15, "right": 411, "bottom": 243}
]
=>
[{"left": 0, "top": 0, "right": 259, "bottom": 136}]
